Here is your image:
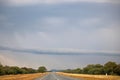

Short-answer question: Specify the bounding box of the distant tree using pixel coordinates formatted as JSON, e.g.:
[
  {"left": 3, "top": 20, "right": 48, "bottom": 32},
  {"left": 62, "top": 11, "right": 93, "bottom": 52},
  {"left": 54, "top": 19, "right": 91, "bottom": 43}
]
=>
[
  {"left": 0, "top": 62, "right": 48, "bottom": 75},
  {"left": 94, "top": 64, "right": 104, "bottom": 74},
  {"left": 82, "top": 64, "right": 95, "bottom": 74},
  {"left": 63, "top": 69, "right": 72, "bottom": 73},
  {"left": 27, "top": 68, "right": 37, "bottom": 73},
  {"left": 20, "top": 67, "right": 28, "bottom": 74},
  {"left": 88, "top": 67, "right": 104, "bottom": 74},
  {"left": 0, "top": 62, "right": 2, "bottom": 66},
  {"left": 0, "top": 63, "right": 5, "bottom": 75},
  {"left": 104, "top": 61, "right": 117, "bottom": 75},
  {"left": 73, "top": 68, "right": 82, "bottom": 73},
  {"left": 62, "top": 61, "right": 119, "bottom": 75},
  {"left": 114, "top": 64, "right": 120, "bottom": 75},
  {"left": 38, "top": 66, "right": 47, "bottom": 73},
  {"left": 63, "top": 68, "right": 82, "bottom": 73},
  {"left": 94, "top": 64, "right": 103, "bottom": 68},
  {"left": 80, "top": 64, "right": 104, "bottom": 74},
  {"left": 10, "top": 66, "right": 24, "bottom": 74},
  {"left": 21, "top": 67, "right": 30, "bottom": 74},
  {"left": 3, "top": 66, "right": 11, "bottom": 75}
]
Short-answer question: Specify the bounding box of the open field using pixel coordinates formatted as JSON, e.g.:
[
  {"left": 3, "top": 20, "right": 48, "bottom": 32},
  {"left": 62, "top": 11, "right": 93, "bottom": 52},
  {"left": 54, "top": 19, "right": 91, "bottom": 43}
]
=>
[
  {"left": 0, "top": 73, "right": 46, "bottom": 80},
  {"left": 57, "top": 72, "right": 120, "bottom": 80}
]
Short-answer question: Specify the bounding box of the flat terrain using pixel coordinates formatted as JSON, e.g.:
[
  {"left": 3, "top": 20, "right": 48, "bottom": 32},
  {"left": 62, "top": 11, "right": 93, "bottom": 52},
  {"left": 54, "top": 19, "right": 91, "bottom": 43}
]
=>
[
  {"left": 0, "top": 72, "right": 120, "bottom": 80},
  {"left": 35, "top": 72, "right": 82, "bottom": 80},
  {"left": 57, "top": 72, "right": 120, "bottom": 80},
  {"left": 0, "top": 73, "right": 46, "bottom": 80}
]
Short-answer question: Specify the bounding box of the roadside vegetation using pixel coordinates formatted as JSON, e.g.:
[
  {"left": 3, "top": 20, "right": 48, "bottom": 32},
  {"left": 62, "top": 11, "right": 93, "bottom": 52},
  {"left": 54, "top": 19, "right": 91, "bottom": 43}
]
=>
[
  {"left": 62, "top": 61, "right": 120, "bottom": 75},
  {"left": 57, "top": 72, "right": 120, "bottom": 80},
  {"left": 0, "top": 63, "right": 47, "bottom": 76},
  {"left": 0, "top": 73, "right": 46, "bottom": 80}
]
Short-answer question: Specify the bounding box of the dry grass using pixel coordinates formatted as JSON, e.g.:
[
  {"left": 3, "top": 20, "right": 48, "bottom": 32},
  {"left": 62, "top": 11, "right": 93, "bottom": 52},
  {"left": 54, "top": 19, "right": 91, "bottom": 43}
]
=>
[
  {"left": 57, "top": 72, "right": 120, "bottom": 80},
  {"left": 0, "top": 73, "right": 46, "bottom": 80}
]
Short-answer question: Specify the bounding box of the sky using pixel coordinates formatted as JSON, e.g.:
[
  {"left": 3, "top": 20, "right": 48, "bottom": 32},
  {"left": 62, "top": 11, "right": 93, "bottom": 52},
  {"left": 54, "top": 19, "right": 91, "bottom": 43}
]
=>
[{"left": 0, "top": 0, "right": 120, "bottom": 70}]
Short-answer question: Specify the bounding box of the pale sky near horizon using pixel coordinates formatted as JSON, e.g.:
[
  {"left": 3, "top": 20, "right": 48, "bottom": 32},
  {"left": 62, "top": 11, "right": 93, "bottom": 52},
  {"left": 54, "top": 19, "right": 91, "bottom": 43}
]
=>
[{"left": 0, "top": 0, "right": 120, "bottom": 70}]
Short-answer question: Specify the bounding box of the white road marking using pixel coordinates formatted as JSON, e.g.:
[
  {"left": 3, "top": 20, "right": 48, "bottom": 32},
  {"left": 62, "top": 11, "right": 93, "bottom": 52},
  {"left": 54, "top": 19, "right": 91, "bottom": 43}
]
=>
[
  {"left": 39, "top": 74, "right": 48, "bottom": 80},
  {"left": 52, "top": 72, "right": 59, "bottom": 80}
]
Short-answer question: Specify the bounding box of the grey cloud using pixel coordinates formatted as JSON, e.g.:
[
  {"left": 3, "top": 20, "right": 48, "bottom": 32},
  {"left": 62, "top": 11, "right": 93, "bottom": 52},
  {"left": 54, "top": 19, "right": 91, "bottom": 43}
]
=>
[
  {"left": 0, "top": 46, "right": 120, "bottom": 56},
  {"left": 0, "top": 51, "right": 120, "bottom": 70},
  {"left": 1, "top": 0, "right": 120, "bottom": 6},
  {"left": 0, "top": 15, "right": 120, "bottom": 51},
  {"left": 0, "top": 2, "right": 120, "bottom": 70}
]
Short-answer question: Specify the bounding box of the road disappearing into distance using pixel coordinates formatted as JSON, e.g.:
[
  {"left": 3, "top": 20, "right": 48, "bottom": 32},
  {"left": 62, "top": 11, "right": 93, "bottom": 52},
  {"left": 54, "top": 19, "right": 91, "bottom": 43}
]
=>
[{"left": 35, "top": 72, "right": 82, "bottom": 80}]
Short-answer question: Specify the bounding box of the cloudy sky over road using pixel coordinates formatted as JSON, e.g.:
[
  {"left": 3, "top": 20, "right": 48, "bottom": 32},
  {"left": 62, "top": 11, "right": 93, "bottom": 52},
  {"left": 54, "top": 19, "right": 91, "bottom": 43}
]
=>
[{"left": 0, "top": 0, "right": 120, "bottom": 70}]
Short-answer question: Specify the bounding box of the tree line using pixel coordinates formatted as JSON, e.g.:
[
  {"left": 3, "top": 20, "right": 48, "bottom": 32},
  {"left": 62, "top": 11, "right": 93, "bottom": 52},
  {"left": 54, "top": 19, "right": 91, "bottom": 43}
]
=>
[
  {"left": 62, "top": 61, "right": 120, "bottom": 75},
  {"left": 0, "top": 63, "right": 47, "bottom": 75}
]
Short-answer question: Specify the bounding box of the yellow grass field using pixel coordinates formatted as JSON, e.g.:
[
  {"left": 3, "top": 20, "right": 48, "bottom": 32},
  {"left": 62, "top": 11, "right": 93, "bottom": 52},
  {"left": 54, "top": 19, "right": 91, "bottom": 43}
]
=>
[
  {"left": 0, "top": 73, "right": 46, "bottom": 80},
  {"left": 57, "top": 72, "right": 120, "bottom": 80}
]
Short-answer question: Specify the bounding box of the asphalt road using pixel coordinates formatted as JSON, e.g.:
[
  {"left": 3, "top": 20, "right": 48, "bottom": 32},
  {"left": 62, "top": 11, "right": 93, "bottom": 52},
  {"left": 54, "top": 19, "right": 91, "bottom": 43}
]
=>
[{"left": 35, "top": 72, "right": 82, "bottom": 80}]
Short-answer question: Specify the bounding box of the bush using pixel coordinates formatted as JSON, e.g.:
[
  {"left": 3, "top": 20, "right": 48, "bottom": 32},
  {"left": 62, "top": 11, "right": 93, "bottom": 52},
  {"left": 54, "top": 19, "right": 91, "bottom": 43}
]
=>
[
  {"left": 62, "top": 61, "right": 120, "bottom": 75},
  {"left": 0, "top": 62, "right": 47, "bottom": 75}
]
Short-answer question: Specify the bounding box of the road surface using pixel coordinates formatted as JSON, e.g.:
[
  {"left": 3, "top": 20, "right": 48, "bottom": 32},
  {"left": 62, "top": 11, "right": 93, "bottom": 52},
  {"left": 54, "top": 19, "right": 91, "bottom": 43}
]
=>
[{"left": 35, "top": 72, "right": 82, "bottom": 80}]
